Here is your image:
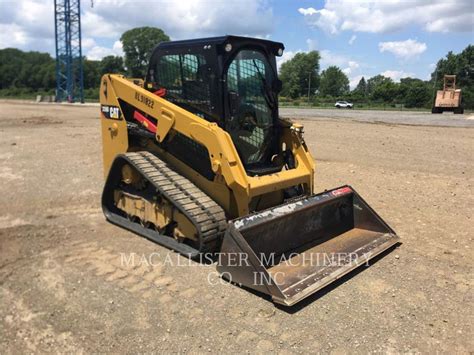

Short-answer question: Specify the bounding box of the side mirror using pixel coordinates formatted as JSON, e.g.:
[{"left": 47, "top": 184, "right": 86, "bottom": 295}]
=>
[
  {"left": 229, "top": 91, "right": 240, "bottom": 116},
  {"left": 272, "top": 79, "right": 283, "bottom": 93}
]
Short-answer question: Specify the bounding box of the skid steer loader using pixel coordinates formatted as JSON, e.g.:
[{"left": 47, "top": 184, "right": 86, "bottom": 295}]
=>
[{"left": 100, "top": 36, "right": 399, "bottom": 306}]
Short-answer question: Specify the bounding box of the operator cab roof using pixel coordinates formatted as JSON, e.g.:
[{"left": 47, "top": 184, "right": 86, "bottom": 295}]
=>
[{"left": 156, "top": 35, "right": 285, "bottom": 57}]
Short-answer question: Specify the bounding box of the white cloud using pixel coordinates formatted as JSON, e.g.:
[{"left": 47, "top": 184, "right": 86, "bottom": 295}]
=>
[
  {"left": 277, "top": 39, "right": 318, "bottom": 70},
  {"left": 306, "top": 38, "right": 317, "bottom": 51},
  {"left": 277, "top": 50, "right": 301, "bottom": 70},
  {"left": 379, "top": 39, "right": 427, "bottom": 59},
  {"left": 299, "top": 7, "right": 340, "bottom": 35},
  {"left": 86, "top": 46, "right": 112, "bottom": 61},
  {"left": 112, "top": 41, "right": 124, "bottom": 57},
  {"left": 320, "top": 50, "right": 350, "bottom": 68},
  {"left": 342, "top": 61, "right": 360, "bottom": 75},
  {"left": 82, "top": 38, "right": 97, "bottom": 49},
  {"left": 381, "top": 70, "right": 415, "bottom": 82},
  {"left": 1, "top": 0, "right": 274, "bottom": 55},
  {"left": 298, "top": 7, "right": 318, "bottom": 16},
  {"left": 298, "top": 0, "right": 472, "bottom": 34},
  {"left": 82, "top": 12, "right": 119, "bottom": 39},
  {"left": 83, "top": 0, "right": 273, "bottom": 40},
  {"left": 320, "top": 50, "right": 363, "bottom": 89},
  {"left": 348, "top": 35, "right": 356, "bottom": 45},
  {"left": 85, "top": 40, "right": 124, "bottom": 60},
  {"left": 0, "top": 24, "right": 28, "bottom": 48},
  {"left": 349, "top": 74, "right": 367, "bottom": 90},
  {"left": 278, "top": 44, "right": 362, "bottom": 82},
  {"left": 0, "top": 0, "right": 54, "bottom": 52},
  {"left": 278, "top": 45, "right": 364, "bottom": 91},
  {"left": 425, "top": 12, "right": 473, "bottom": 32}
]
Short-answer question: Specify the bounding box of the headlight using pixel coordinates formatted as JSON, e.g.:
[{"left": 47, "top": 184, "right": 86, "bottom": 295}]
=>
[
  {"left": 277, "top": 48, "right": 283, "bottom": 56},
  {"left": 225, "top": 43, "right": 232, "bottom": 52}
]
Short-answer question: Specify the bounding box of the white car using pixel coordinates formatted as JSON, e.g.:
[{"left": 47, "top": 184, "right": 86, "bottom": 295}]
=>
[{"left": 335, "top": 101, "right": 353, "bottom": 109}]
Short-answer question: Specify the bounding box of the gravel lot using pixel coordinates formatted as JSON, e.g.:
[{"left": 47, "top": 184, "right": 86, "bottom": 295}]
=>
[
  {"left": 0, "top": 101, "right": 473, "bottom": 353},
  {"left": 280, "top": 107, "right": 474, "bottom": 128}
]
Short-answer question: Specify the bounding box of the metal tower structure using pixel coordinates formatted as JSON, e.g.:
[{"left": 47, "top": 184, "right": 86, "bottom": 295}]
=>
[{"left": 54, "top": 0, "right": 84, "bottom": 103}]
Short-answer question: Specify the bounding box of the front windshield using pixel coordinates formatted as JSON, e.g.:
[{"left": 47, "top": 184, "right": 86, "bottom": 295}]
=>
[{"left": 226, "top": 49, "right": 276, "bottom": 167}]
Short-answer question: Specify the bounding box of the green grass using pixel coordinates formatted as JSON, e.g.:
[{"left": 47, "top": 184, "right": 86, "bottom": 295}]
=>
[
  {"left": 1, "top": 94, "right": 470, "bottom": 113},
  {"left": 279, "top": 102, "right": 472, "bottom": 113},
  {"left": 0, "top": 96, "right": 99, "bottom": 103},
  {"left": 0, "top": 88, "right": 99, "bottom": 102},
  {"left": 0, "top": 93, "right": 99, "bottom": 103},
  {"left": 279, "top": 102, "right": 431, "bottom": 112}
]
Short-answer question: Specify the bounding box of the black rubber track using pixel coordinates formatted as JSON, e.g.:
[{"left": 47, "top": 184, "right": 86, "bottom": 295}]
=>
[{"left": 102, "top": 151, "right": 227, "bottom": 257}]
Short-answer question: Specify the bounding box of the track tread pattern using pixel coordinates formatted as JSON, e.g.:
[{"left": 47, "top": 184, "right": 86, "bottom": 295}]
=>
[{"left": 124, "top": 151, "right": 227, "bottom": 253}]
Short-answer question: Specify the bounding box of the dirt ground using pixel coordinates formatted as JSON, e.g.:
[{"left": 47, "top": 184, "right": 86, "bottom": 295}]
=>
[{"left": 0, "top": 101, "right": 472, "bottom": 353}]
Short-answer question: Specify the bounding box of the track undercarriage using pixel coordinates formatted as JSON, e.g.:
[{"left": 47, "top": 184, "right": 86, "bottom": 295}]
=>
[{"left": 102, "top": 151, "right": 227, "bottom": 257}]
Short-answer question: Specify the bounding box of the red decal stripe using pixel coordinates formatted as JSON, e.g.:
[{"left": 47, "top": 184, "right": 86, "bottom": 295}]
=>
[{"left": 331, "top": 187, "right": 353, "bottom": 196}]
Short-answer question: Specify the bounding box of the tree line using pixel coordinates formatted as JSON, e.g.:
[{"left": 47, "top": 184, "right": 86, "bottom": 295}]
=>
[
  {"left": 279, "top": 45, "right": 473, "bottom": 109},
  {"left": 280, "top": 45, "right": 474, "bottom": 109},
  {"left": 0, "top": 48, "right": 124, "bottom": 99},
  {"left": 0, "top": 26, "right": 472, "bottom": 109},
  {"left": 0, "top": 27, "right": 168, "bottom": 100}
]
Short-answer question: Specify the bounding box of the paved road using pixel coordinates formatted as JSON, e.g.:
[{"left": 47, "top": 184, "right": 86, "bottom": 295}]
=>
[
  {"left": 2, "top": 100, "right": 472, "bottom": 128},
  {"left": 280, "top": 107, "right": 474, "bottom": 128}
]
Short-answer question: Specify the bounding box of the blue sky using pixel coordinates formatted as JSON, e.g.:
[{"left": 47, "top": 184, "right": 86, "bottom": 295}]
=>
[
  {"left": 1, "top": 0, "right": 472, "bottom": 87},
  {"left": 270, "top": 1, "right": 473, "bottom": 85}
]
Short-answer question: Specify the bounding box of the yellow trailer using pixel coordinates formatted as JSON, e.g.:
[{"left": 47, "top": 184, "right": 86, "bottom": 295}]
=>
[{"left": 432, "top": 75, "right": 463, "bottom": 114}]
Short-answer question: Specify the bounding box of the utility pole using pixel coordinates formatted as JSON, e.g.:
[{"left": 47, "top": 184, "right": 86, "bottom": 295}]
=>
[
  {"left": 307, "top": 71, "right": 312, "bottom": 103},
  {"left": 54, "top": 0, "right": 84, "bottom": 103}
]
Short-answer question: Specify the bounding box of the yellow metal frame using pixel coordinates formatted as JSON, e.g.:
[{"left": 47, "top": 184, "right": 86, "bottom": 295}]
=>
[{"left": 100, "top": 74, "right": 315, "bottom": 218}]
